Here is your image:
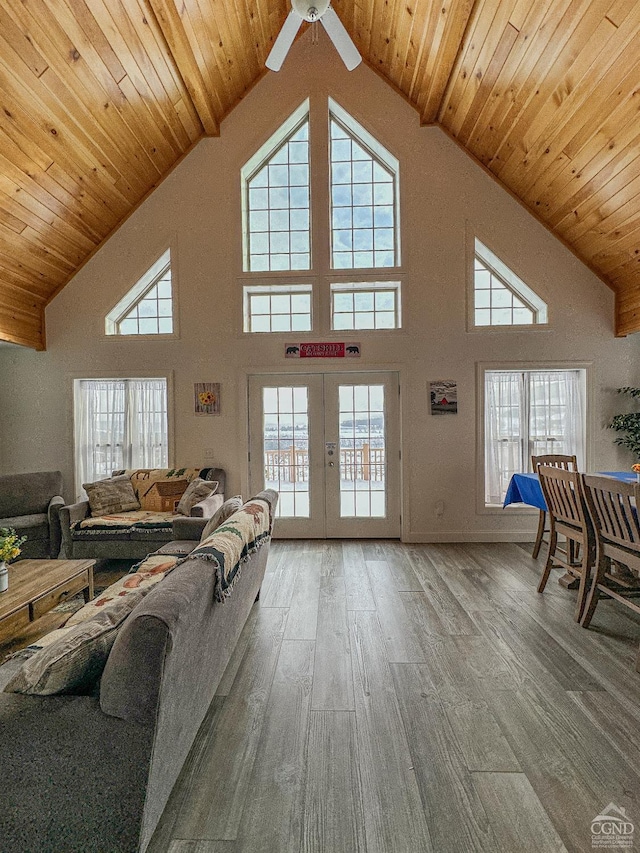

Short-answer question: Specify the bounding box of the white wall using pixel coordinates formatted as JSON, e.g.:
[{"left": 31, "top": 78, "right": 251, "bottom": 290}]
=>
[{"left": 1, "top": 30, "right": 638, "bottom": 541}]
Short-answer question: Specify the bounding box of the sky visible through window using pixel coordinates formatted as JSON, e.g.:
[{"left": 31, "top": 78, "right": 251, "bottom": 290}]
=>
[
  {"left": 247, "top": 120, "right": 310, "bottom": 271},
  {"left": 248, "top": 290, "right": 312, "bottom": 332},
  {"left": 117, "top": 270, "right": 173, "bottom": 335},
  {"left": 474, "top": 258, "right": 534, "bottom": 326},
  {"left": 332, "top": 286, "right": 398, "bottom": 329},
  {"left": 330, "top": 118, "right": 396, "bottom": 269}
]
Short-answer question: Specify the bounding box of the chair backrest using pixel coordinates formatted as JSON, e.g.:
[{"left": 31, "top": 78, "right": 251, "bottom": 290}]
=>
[
  {"left": 531, "top": 453, "right": 578, "bottom": 473},
  {"left": 538, "top": 465, "right": 588, "bottom": 530},
  {"left": 582, "top": 474, "right": 640, "bottom": 551}
]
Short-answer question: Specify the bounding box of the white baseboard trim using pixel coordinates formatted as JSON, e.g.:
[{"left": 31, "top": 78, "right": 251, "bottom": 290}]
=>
[{"left": 402, "top": 531, "right": 534, "bottom": 543}]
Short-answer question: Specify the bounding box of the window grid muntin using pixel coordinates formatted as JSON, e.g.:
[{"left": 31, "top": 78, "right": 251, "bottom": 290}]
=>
[
  {"left": 339, "top": 384, "right": 386, "bottom": 518},
  {"left": 247, "top": 289, "right": 312, "bottom": 333},
  {"left": 330, "top": 116, "right": 397, "bottom": 270},
  {"left": 247, "top": 119, "right": 311, "bottom": 272},
  {"left": 116, "top": 271, "right": 173, "bottom": 336},
  {"left": 331, "top": 283, "right": 400, "bottom": 330},
  {"left": 474, "top": 259, "right": 535, "bottom": 327},
  {"left": 262, "top": 386, "right": 310, "bottom": 518}
]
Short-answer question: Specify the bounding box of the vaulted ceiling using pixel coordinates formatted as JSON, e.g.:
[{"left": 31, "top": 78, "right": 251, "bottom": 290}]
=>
[{"left": 1, "top": 0, "right": 640, "bottom": 349}]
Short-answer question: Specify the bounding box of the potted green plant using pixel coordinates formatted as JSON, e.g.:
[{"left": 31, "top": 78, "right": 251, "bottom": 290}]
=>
[
  {"left": 0, "top": 527, "right": 27, "bottom": 593},
  {"left": 610, "top": 386, "right": 640, "bottom": 478}
]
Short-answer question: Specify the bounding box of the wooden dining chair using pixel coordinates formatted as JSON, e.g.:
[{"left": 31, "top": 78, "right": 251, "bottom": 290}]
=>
[
  {"left": 580, "top": 474, "right": 640, "bottom": 635},
  {"left": 537, "top": 465, "right": 592, "bottom": 622},
  {"left": 531, "top": 454, "right": 578, "bottom": 559}
]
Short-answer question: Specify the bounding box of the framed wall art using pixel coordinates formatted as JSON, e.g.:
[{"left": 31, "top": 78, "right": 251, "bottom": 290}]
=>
[
  {"left": 194, "top": 382, "right": 221, "bottom": 415},
  {"left": 430, "top": 380, "right": 457, "bottom": 415}
]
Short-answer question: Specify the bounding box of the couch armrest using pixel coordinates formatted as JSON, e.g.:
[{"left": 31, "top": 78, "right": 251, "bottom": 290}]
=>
[
  {"left": 171, "top": 516, "right": 208, "bottom": 541},
  {"left": 190, "top": 492, "right": 223, "bottom": 519},
  {"left": 59, "top": 500, "right": 91, "bottom": 558},
  {"left": 47, "top": 495, "right": 65, "bottom": 558}
]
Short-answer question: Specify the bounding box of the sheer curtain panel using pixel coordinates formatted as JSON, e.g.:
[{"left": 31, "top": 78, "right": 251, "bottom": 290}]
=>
[
  {"left": 74, "top": 378, "right": 168, "bottom": 499},
  {"left": 484, "top": 369, "right": 585, "bottom": 506}
]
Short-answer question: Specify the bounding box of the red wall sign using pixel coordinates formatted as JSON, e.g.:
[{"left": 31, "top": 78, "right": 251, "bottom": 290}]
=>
[{"left": 285, "top": 342, "right": 361, "bottom": 358}]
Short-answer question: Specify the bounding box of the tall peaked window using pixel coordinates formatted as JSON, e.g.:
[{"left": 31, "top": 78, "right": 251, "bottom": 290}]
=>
[
  {"left": 241, "top": 99, "right": 401, "bottom": 335},
  {"left": 74, "top": 378, "right": 168, "bottom": 496},
  {"left": 242, "top": 102, "right": 310, "bottom": 272},
  {"left": 474, "top": 239, "right": 547, "bottom": 327},
  {"left": 329, "top": 103, "right": 399, "bottom": 269},
  {"left": 484, "top": 369, "right": 585, "bottom": 505},
  {"left": 106, "top": 249, "right": 173, "bottom": 336}
]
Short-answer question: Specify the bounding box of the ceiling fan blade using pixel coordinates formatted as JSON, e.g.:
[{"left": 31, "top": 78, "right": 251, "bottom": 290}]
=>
[
  {"left": 266, "top": 10, "right": 303, "bottom": 71},
  {"left": 320, "top": 7, "right": 361, "bottom": 71}
]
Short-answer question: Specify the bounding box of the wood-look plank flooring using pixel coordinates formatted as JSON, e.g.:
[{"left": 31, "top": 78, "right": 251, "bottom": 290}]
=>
[{"left": 148, "top": 541, "right": 640, "bottom": 853}]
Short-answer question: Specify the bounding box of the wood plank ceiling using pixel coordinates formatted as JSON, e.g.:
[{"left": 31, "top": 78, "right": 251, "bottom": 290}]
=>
[{"left": 1, "top": 0, "right": 640, "bottom": 349}]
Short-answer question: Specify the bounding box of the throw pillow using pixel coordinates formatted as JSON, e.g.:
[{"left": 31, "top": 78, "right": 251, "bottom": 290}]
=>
[
  {"left": 200, "top": 495, "right": 244, "bottom": 541},
  {"left": 176, "top": 478, "right": 218, "bottom": 516},
  {"left": 3, "top": 589, "right": 149, "bottom": 696},
  {"left": 83, "top": 474, "right": 140, "bottom": 516}
]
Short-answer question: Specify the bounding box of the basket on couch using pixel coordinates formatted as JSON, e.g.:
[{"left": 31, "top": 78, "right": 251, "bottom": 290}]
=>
[{"left": 140, "top": 479, "right": 189, "bottom": 513}]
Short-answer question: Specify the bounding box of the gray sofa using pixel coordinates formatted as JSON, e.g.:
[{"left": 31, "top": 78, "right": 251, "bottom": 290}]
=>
[
  {"left": 0, "top": 489, "right": 277, "bottom": 853},
  {"left": 0, "top": 471, "right": 65, "bottom": 559},
  {"left": 59, "top": 467, "right": 226, "bottom": 560}
]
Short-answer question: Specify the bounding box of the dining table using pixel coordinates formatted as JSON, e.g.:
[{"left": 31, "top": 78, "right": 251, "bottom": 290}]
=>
[
  {"left": 503, "top": 470, "right": 637, "bottom": 513},
  {"left": 504, "top": 470, "right": 637, "bottom": 582}
]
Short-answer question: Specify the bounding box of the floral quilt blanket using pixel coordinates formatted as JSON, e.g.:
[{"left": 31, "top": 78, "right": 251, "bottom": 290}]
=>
[
  {"left": 176, "top": 498, "right": 273, "bottom": 602},
  {"left": 72, "top": 510, "right": 173, "bottom": 531}
]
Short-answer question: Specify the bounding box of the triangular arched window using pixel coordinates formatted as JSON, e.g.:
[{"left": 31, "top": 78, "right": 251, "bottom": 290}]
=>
[
  {"left": 105, "top": 249, "right": 173, "bottom": 336},
  {"left": 473, "top": 239, "right": 547, "bottom": 327}
]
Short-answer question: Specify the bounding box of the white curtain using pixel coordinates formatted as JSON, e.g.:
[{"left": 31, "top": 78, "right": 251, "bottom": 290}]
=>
[
  {"left": 529, "top": 371, "right": 585, "bottom": 469},
  {"left": 127, "top": 379, "right": 168, "bottom": 469},
  {"left": 74, "top": 378, "right": 168, "bottom": 499},
  {"left": 485, "top": 370, "right": 585, "bottom": 505},
  {"left": 485, "top": 372, "right": 525, "bottom": 505}
]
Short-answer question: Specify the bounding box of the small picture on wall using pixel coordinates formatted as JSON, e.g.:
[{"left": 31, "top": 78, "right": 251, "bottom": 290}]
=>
[
  {"left": 430, "top": 380, "right": 457, "bottom": 415},
  {"left": 194, "top": 382, "right": 221, "bottom": 415}
]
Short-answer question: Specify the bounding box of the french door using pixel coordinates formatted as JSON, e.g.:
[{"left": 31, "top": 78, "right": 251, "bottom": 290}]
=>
[{"left": 248, "top": 372, "right": 400, "bottom": 538}]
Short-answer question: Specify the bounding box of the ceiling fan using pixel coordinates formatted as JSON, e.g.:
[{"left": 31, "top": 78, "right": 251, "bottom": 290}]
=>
[{"left": 266, "top": 0, "right": 362, "bottom": 72}]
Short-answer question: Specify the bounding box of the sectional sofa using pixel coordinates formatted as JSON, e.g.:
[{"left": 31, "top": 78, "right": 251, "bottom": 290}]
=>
[
  {"left": 0, "top": 471, "right": 65, "bottom": 559},
  {"left": 59, "top": 466, "right": 225, "bottom": 560},
  {"left": 0, "top": 489, "right": 277, "bottom": 853}
]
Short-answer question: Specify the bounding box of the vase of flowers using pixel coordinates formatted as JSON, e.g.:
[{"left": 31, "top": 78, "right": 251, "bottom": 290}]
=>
[
  {"left": 633, "top": 463, "right": 640, "bottom": 483},
  {"left": 0, "top": 527, "right": 26, "bottom": 593}
]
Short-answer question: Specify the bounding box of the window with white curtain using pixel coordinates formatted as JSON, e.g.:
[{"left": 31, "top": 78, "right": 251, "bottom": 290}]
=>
[
  {"left": 484, "top": 369, "right": 586, "bottom": 506},
  {"left": 74, "top": 378, "right": 168, "bottom": 496}
]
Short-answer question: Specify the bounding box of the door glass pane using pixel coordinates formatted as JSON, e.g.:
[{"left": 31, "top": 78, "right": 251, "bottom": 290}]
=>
[
  {"left": 338, "top": 384, "right": 385, "bottom": 517},
  {"left": 262, "top": 387, "right": 310, "bottom": 517}
]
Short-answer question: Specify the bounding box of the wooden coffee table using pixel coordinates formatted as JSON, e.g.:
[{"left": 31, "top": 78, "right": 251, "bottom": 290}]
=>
[{"left": 0, "top": 559, "right": 95, "bottom": 644}]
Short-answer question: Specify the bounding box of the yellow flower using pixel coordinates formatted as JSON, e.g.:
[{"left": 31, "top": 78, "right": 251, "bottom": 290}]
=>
[
  {"left": 632, "top": 463, "right": 640, "bottom": 473},
  {"left": 198, "top": 391, "right": 216, "bottom": 406},
  {"left": 0, "top": 527, "right": 26, "bottom": 563}
]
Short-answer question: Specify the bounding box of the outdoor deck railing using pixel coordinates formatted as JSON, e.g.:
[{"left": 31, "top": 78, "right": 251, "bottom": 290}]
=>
[{"left": 264, "top": 444, "right": 385, "bottom": 482}]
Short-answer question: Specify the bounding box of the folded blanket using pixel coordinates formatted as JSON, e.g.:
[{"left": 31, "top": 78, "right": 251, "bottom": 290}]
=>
[
  {"left": 73, "top": 510, "right": 172, "bottom": 530},
  {"left": 175, "top": 498, "right": 272, "bottom": 602}
]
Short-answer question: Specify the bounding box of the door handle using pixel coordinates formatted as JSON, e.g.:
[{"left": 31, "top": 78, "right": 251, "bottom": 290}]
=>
[{"left": 328, "top": 461, "right": 335, "bottom": 467}]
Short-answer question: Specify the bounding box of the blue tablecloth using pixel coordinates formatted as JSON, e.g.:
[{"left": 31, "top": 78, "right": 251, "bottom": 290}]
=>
[
  {"left": 503, "top": 471, "right": 636, "bottom": 511},
  {"left": 503, "top": 473, "right": 547, "bottom": 510}
]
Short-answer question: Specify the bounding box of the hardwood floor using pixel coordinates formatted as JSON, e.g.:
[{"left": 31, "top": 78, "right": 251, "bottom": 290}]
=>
[{"left": 148, "top": 541, "right": 640, "bottom": 853}]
